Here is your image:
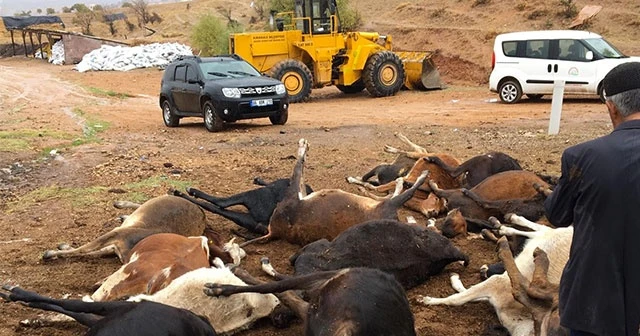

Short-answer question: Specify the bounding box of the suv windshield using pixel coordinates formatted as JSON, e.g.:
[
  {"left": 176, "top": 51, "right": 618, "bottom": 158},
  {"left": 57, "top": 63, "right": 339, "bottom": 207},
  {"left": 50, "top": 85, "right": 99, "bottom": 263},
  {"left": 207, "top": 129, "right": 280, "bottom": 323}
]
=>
[
  {"left": 583, "top": 38, "right": 627, "bottom": 58},
  {"left": 200, "top": 60, "right": 262, "bottom": 80}
]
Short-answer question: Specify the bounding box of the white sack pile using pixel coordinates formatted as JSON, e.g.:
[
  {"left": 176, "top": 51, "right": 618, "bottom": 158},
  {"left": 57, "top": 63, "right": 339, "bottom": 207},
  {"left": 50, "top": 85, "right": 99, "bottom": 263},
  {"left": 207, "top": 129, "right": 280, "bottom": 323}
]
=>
[
  {"left": 75, "top": 42, "right": 193, "bottom": 73},
  {"left": 35, "top": 40, "right": 65, "bottom": 65},
  {"left": 49, "top": 40, "right": 65, "bottom": 65}
]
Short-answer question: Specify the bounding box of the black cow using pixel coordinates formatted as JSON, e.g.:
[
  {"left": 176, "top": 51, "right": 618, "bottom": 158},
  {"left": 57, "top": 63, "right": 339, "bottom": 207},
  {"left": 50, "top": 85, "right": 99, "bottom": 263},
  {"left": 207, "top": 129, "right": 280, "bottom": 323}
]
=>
[
  {"left": 173, "top": 177, "right": 313, "bottom": 235},
  {"left": 280, "top": 219, "right": 468, "bottom": 289},
  {"left": 204, "top": 267, "right": 416, "bottom": 336},
  {"left": 0, "top": 285, "right": 216, "bottom": 336}
]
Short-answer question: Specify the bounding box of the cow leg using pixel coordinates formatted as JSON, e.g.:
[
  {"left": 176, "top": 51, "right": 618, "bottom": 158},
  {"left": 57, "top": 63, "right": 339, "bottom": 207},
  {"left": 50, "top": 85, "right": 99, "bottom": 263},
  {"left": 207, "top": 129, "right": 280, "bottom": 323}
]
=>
[
  {"left": 2, "top": 286, "right": 137, "bottom": 320},
  {"left": 419, "top": 275, "right": 500, "bottom": 306},
  {"left": 504, "top": 213, "right": 549, "bottom": 232},
  {"left": 172, "top": 190, "right": 268, "bottom": 234},
  {"left": 425, "top": 155, "right": 464, "bottom": 177},
  {"left": 385, "top": 170, "right": 429, "bottom": 210},
  {"left": 20, "top": 301, "right": 102, "bottom": 326},
  {"left": 42, "top": 231, "right": 127, "bottom": 262},
  {"left": 187, "top": 187, "right": 253, "bottom": 209},
  {"left": 395, "top": 132, "right": 428, "bottom": 153},
  {"left": 204, "top": 269, "right": 349, "bottom": 298},
  {"left": 113, "top": 201, "right": 141, "bottom": 209},
  {"left": 497, "top": 237, "right": 533, "bottom": 306},
  {"left": 346, "top": 176, "right": 397, "bottom": 194},
  {"left": 231, "top": 267, "right": 308, "bottom": 322},
  {"left": 383, "top": 145, "right": 426, "bottom": 159},
  {"left": 359, "top": 165, "right": 387, "bottom": 184}
]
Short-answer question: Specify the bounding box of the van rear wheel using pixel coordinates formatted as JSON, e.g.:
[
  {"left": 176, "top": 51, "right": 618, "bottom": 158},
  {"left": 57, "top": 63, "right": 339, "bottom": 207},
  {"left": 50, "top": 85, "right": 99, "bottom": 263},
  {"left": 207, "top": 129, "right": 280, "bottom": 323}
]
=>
[{"left": 498, "top": 80, "right": 522, "bottom": 104}]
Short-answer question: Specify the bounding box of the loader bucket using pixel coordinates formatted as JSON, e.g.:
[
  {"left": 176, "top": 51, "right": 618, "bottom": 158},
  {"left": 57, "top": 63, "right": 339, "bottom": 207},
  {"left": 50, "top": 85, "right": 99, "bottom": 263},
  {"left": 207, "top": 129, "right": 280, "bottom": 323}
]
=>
[{"left": 395, "top": 51, "right": 444, "bottom": 90}]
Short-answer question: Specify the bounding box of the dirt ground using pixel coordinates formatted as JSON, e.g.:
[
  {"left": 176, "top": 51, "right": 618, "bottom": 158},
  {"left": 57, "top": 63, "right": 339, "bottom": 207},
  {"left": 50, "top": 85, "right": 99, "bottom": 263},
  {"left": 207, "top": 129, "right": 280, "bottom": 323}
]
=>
[{"left": 0, "top": 56, "right": 613, "bottom": 336}]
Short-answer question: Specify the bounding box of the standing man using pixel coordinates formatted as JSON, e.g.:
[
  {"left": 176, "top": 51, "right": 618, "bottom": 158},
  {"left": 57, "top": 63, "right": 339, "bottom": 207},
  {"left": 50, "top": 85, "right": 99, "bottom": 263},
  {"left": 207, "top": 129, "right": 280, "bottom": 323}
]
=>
[{"left": 545, "top": 62, "right": 640, "bottom": 336}]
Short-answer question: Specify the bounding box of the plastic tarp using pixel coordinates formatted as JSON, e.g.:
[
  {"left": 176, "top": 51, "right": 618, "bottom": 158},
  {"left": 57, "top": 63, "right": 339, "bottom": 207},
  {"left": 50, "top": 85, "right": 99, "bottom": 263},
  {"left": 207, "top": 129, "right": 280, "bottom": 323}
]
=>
[
  {"left": 1, "top": 16, "right": 64, "bottom": 30},
  {"left": 74, "top": 42, "right": 193, "bottom": 72}
]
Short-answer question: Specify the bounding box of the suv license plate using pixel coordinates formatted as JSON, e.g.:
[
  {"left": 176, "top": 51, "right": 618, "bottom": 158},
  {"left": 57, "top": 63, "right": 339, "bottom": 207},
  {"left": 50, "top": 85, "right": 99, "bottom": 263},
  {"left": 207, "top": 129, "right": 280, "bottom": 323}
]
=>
[{"left": 250, "top": 99, "right": 273, "bottom": 107}]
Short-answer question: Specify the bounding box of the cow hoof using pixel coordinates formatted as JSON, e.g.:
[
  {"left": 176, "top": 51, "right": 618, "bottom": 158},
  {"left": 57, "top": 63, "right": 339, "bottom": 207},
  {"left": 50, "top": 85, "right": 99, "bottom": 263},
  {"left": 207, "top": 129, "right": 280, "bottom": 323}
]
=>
[
  {"left": 42, "top": 250, "right": 57, "bottom": 260},
  {"left": 57, "top": 243, "right": 71, "bottom": 251},
  {"left": 185, "top": 187, "right": 195, "bottom": 195},
  {"left": 480, "top": 264, "right": 489, "bottom": 280},
  {"left": 203, "top": 285, "right": 223, "bottom": 297},
  {"left": 418, "top": 295, "right": 436, "bottom": 305}
]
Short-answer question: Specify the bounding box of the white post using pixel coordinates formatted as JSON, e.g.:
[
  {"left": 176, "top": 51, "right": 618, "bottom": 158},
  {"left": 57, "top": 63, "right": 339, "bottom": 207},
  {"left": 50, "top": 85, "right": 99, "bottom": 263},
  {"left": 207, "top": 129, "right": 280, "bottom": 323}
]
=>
[{"left": 548, "top": 80, "right": 565, "bottom": 135}]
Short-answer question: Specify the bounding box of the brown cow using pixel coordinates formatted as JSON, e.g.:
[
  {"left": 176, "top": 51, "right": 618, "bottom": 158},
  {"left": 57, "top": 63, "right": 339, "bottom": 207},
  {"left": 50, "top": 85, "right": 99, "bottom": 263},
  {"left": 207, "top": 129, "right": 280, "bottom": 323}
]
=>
[
  {"left": 243, "top": 139, "right": 430, "bottom": 246},
  {"left": 91, "top": 231, "right": 245, "bottom": 301},
  {"left": 42, "top": 194, "right": 207, "bottom": 262},
  {"left": 425, "top": 151, "right": 522, "bottom": 188},
  {"left": 427, "top": 170, "right": 550, "bottom": 223}
]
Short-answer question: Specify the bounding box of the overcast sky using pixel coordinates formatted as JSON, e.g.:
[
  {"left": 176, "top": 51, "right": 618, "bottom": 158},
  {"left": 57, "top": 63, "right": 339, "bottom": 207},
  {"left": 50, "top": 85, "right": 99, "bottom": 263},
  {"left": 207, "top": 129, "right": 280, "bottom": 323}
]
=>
[{"left": 0, "top": 0, "right": 121, "bottom": 15}]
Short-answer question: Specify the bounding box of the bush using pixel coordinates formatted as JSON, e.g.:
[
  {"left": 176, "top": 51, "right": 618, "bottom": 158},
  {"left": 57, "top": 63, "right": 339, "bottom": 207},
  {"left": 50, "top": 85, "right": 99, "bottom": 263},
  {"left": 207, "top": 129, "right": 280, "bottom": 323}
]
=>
[
  {"left": 191, "top": 14, "right": 238, "bottom": 56},
  {"left": 558, "top": 0, "right": 577, "bottom": 18},
  {"left": 337, "top": 0, "right": 362, "bottom": 31}
]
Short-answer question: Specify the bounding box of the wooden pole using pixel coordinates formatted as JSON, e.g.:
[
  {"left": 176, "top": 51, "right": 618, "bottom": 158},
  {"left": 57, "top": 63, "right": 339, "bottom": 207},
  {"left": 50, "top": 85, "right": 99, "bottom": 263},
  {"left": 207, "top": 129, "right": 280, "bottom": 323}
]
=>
[
  {"left": 22, "top": 30, "right": 28, "bottom": 57},
  {"left": 10, "top": 30, "right": 16, "bottom": 56},
  {"left": 548, "top": 80, "right": 566, "bottom": 135},
  {"left": 29, "top": 31, "right": 35, "bottom": 58},
  {"left": 37, "top": 32, "right": 44, "bottom": 60}
]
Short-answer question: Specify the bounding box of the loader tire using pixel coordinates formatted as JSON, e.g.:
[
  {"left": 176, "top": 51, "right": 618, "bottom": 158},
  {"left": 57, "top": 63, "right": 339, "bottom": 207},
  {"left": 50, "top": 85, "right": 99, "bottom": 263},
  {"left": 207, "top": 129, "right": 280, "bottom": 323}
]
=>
[
  {"left": 363, "top": 51, "right": 405, "bottom": 97},
  {"left": 336, "top": 80, "right": 365, "bottom": 94},
  {"left": 270, "top": 59, "right": 313, "bottom": 103}
]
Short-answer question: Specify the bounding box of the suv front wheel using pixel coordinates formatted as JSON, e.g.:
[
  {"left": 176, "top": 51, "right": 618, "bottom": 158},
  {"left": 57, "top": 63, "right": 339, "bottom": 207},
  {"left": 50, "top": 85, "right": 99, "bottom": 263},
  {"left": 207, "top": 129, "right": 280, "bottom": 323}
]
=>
[
  {"left": 203, "top": 101, "right": 224, "bottom": 132},
  {"left": 162, "top": 100, "right": 180, "bottom": 127}
]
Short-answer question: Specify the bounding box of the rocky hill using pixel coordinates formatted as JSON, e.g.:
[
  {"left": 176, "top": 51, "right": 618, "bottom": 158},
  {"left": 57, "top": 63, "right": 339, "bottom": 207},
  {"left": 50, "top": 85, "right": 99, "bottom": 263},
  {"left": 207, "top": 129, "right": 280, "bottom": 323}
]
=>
[{"left": 2, "top": 0, "right": 639, "bottom": 85}]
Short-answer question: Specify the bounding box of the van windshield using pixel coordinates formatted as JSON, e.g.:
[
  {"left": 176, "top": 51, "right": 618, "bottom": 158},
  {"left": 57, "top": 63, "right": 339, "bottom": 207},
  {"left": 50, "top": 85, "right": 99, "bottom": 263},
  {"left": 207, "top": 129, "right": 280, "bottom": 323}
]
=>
[{"left": 583, "top": 38, "right": 627, "bottom": 58}]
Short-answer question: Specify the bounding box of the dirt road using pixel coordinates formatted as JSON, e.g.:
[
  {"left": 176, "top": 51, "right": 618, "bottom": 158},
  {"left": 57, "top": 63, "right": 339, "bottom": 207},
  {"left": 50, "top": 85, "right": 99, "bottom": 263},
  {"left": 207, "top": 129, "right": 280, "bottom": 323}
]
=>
[{"left": 0, "top": 57, "right": 611, "bottom": 336}]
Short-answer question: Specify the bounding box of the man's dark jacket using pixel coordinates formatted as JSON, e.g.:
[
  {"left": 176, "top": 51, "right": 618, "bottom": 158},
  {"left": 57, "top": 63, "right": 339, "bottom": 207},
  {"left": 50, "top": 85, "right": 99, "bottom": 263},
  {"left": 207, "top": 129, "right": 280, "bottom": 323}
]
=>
[{"left": 545, "top": 119, "right": 640, "bottom": 336}]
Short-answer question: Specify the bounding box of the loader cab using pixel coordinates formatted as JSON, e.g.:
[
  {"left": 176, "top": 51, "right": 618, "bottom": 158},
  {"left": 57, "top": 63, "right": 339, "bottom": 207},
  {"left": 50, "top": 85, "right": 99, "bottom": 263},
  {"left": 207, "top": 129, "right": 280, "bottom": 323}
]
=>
[{"left": 297, "top": 0, "right": 339, "bottom": 35}]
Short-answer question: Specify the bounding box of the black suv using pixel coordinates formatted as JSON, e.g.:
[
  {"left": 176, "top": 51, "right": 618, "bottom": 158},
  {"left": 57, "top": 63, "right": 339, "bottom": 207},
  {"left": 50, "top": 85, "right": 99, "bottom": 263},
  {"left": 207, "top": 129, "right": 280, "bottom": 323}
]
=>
[{"left": 159, "top": 55, "right": 289, "bottom": 132}]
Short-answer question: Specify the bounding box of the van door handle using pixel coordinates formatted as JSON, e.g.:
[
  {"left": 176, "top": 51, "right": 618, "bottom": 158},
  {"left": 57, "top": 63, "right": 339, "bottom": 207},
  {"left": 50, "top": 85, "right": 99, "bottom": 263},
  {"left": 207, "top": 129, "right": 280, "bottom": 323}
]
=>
[
  {"left": 554, "top": 64, "right": 559, "bottom": 73},
  {"left": 547, "top": 64, "right": 552, "bottom": 73}
]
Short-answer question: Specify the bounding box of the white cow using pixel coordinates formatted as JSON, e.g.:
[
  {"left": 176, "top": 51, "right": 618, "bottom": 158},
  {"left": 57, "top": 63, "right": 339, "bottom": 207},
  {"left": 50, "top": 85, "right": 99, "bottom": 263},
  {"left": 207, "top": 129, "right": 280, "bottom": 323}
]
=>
[
  {"left": 420, "top": 214, "right": 572, "bottom": 336},
  {"left": 128, "top": 259, "right": 280, "bottom": 335}
]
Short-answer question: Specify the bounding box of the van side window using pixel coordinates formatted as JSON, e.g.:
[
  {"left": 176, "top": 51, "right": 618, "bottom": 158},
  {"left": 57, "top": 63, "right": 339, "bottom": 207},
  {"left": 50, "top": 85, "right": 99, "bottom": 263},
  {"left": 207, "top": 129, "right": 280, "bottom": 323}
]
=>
[
  {"left": 174, "top": 65, "right": 186, "bottom": 82},
  {"left": 525, "top": 40, "right": 549, "bottom": 59},
  {"left": 502, "top": 41, "right": 518, "bottom": 57},
  {"left": 559, "top": 39, "right": 589, "bottom": 61}
]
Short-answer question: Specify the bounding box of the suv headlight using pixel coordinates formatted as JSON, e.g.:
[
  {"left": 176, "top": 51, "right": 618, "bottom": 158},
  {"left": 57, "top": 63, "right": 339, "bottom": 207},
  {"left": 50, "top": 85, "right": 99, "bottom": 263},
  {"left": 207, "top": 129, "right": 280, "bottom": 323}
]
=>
[
  {"left": 275, "top": 84, "right": 286, "bottom": 95},
  {"left": 222, "top": 88, "right": 241, "bottom": 98}
]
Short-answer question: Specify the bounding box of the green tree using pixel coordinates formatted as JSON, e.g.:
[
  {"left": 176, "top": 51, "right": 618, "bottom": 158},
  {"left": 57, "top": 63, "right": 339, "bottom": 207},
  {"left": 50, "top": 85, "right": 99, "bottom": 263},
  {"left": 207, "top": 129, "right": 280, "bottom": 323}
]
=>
[
  {"left": 15, "top": 10, "right": 32, "bottom": 16},
  {"left": 336, "top": 0, "right": 361, "bottom": 31},
  {"left": 37, "top": 8, "right": 42, "bottom": 14},
  {"left": 71, "top": 3, "right": 91, "bottom": 12},
  {"left": 62, "top": 6, "right": 72, "bottom": 13},
  {"left": 191, "top": 14, "right": 238, "bottom": 56},
  {"left": 46, "top": 8, "right": 56, "bottom": 14},
  {"left": 92, "top": 4, "right": 104, "bottom": 11}
]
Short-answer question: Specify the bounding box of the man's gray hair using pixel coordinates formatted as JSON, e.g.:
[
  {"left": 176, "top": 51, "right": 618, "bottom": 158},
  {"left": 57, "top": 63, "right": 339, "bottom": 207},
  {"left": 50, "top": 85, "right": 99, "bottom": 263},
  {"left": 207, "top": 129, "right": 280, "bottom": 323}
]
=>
[{"left": 607, "top": 88, "right": 640, "bottom": 117}]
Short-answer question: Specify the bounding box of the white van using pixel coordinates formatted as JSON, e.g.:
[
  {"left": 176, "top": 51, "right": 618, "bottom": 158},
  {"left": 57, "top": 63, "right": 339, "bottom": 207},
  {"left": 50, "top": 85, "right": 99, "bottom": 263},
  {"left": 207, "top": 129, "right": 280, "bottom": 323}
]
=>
[{"left": 489, "top": 30, "right": 640, "bottom": 103}]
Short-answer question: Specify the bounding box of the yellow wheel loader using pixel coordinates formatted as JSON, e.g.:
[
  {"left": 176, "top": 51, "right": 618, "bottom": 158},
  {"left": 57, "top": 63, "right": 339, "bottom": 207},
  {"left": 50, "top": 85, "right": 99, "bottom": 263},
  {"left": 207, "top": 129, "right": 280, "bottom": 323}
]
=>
[{"left": 229, "top": 0, "right": 443, "bottom": 103}]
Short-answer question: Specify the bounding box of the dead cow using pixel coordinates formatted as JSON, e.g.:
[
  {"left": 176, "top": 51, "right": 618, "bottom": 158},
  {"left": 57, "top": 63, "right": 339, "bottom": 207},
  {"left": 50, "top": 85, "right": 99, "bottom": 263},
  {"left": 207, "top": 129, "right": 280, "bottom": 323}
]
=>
[
  {"left": 43, "top": 195, "right": 207, "bottom": 262},
  {"left": 128, "top": 260, "right": 280, "bottom": 335},
  {"left": 174, "top": 177, "right": 313, "bottom": 235},
  {"left": 0, "top": 285, "right": 217, "bottom": 336},
  {"left": 249, "top": 139, "right": 430, "bottom": 246},
  {"left": 91, "top": 232, "right": 245, "bottom": 301},
  {"left": 497, "top": 236, "right": 567, "bottom": 336},
  {"left": 204, "top": 267, "right": 416, "bottom": 336},
  {"left": 428, "top": 170, "right": 550, "bottom": 223},
  {"left": 420, "top": 214, "right": 572, "bottom": 336},
  {"left": 358, "top": 132, "right": 437, "bottom": 186},
  {"left": 425, "top": 151, "right": 522, "bottom": 188},
  {"left": 281, "top": 219, "right": 468, "bottom": 289}
]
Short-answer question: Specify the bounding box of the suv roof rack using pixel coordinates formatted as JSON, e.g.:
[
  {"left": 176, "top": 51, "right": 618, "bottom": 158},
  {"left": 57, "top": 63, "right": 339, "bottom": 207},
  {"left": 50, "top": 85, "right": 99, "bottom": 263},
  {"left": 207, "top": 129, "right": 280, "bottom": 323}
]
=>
[{"left": 177, "top": 55, "right": 198, "bottom": 61}]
